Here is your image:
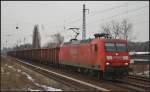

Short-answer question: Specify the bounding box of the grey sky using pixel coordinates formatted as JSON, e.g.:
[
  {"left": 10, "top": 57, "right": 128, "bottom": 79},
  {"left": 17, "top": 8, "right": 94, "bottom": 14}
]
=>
[{"left": 1, "top": 1, "right": 149, "bottom": 49}]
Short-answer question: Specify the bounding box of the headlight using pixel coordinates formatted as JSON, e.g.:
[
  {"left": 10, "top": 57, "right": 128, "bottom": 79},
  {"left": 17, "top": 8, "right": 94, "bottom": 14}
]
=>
[
  {"left": 124, "top": 62, "right": 129, "bottom": 66},
  {"left": 123, "top": 56, "right": 128, "bottom": 60},
  {"left": 106, "top": 62, "right": 110, "bottom": 66},
  {"left": 106, "top": 56, "right": 112, "bottom": 60}
]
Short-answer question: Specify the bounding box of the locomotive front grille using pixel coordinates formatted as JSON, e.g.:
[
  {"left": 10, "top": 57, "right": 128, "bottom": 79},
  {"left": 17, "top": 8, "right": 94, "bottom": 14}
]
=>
[{"left": 113, "top": 56, "right": 123, "bottom": 60}]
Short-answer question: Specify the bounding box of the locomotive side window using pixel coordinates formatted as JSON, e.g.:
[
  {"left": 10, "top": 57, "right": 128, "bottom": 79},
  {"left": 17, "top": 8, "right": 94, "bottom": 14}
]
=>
[{"left": 105, "top": 43, "right": 115, "bottom": 52}]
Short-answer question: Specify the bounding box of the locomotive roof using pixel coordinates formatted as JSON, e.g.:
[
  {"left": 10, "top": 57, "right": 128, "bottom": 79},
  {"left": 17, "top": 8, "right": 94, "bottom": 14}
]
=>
[
  {"left": 64, "top": 39, "right": 92, "bottom": 45},
  {"left": 64, "top": 38, "right": 127, "bottom": 45}
]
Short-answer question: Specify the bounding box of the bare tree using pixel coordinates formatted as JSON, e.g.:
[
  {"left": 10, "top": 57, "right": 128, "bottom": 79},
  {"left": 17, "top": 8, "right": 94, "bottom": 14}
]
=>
[
  {"left": 101, "top": 23, "right": 112, "bottom": 37},
  {"left": 111, "top": 20, "right": 122, "bottom": 39},
  {"left": 52, "top": 33, "right": 64, "bottom": 46},
  {"left": 44, "top": 33, "right": 64, "bottom": 48},
  {"left": 120, "top": 19, "right": 133, "bottom": 40},
  {"left": 101, "top": 19, "right": 133, "bottom": 40},
  {"left": 32, "top": 24, "right": 41, "bottom": 48},
  {"left": 101, "top": 21, "right": 121, "bottom": 39},
  {"left": 43, "top": 42, "right": 57, "bottom": 48}
]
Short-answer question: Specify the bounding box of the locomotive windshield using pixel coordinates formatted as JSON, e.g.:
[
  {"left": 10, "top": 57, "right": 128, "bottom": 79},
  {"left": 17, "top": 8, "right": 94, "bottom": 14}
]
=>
[
  {"left": 116, "top": 43, "right": 127, "bottom": 52},
  {"left": 105, "top": 43, "right": 115, "bottom": 52},
  {"left": 105, "top": 43, "right": 127, "bottom": 52}
]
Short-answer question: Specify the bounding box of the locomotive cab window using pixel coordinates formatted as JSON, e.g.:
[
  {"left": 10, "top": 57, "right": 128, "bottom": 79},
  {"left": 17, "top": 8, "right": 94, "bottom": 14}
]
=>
[
  {"left": 105, "top": 43, "right": 127, "bottom": 52},
  {"left": 116, "top": 43, "right": 127, "bottom": 52},
  {"left": 105, "top": 43, "right": 115, "bottom": 52}
]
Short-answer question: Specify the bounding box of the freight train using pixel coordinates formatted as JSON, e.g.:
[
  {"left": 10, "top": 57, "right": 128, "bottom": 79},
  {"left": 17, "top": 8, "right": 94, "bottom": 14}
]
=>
[{"left": 7, "top": 33, "right": 130, "bottom": 80}]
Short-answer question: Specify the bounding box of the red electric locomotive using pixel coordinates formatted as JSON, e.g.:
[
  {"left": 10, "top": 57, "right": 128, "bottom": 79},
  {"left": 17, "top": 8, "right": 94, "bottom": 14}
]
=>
[
  {"left": 7, "top": 33, "right": 130, "bottom": 80},
  {"left": 59, "top": 33, "right": 130, "bottom": 80}
]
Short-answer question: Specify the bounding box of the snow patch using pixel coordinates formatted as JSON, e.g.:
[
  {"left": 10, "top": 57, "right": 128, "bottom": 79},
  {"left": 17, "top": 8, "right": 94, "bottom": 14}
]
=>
[
  {"left": 23, "top": 73, "right": 62, "bottom": 91},
  {"left": 4, "top": 65, "right": 62, "bottom": 91},
  {"left": 26, "top": 75, "right": 34, "bottom": 82},
  {"left": 7, "top": 65, "right": 13, "bottom": 68},
  {"left": 129, "top": 52, "right": 149, "bottom": 55},
  {"left": 131, "top": 59, "right": 149, "bottom": 61},
  {"left": 18, "top": 69, "right": 62, "bottom": 91},
  {"left": 136, "top": 70, "right": 149, "bottom": 77},
  {"left": 27, "top": 88, "right": 41, "bottom": 91},
  {"left": 144, "top": 71, "right": 149, "bottom": 74},
  {"left": 144, "top": 70, "right": 149, "bottom": 77},
  {"left": 34, "top": 82, "right": 40, "bottom": 87},
  {"left": 32, "top": 79, "right": 62, "bottom": 91},
  {"left": 130, "top": 59, "right": 134, "bottom": 64},
  {"left": 21, "top": 72, "right": 35, "bottom": 82},
  {"left": 7, "top": 65, "right": 16, "bottom": 71},
  {"left": 17, "top": 69, "right": 22, "bottom": 73},
  {"left": 40, "top": 85, "right": 62, "bottom": 91},
  {"left": 136, "top": 72, "right": 143, "bottom": 76},
  {"left": 22, "top": 72, "right": 28, "bottom": 76}
]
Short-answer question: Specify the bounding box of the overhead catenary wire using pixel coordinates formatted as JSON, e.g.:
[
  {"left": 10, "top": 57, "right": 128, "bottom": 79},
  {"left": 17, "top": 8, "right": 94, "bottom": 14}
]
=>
[
  {"left": 87, "top": 5, "right": 148, "bottom": 26},
  {"left": 87, "top": 11, "right": 148, "bottom": 27},
  {"left": 66, "top": 17, "right": 82, "bottom": 25},
  {"left": 65, "top": 2, "right": 148, "bottom": 27},
  {"left": 63, "top": 3, "right": 131, "bottom": 40},
  {"left": 91, "top": 20, "right": 149, "bottom": 28},
  {"left": 64, "top": 3, "right": 129, "bottom": 38},
  {"left": 87, "top": 2, "right": 129, "bottom": 18},
  {"left": 66, "top": 2, "right": 129, "bottom": 26},
  {"left": 52, "top": 5, "right": 149, "bottom": 41}
]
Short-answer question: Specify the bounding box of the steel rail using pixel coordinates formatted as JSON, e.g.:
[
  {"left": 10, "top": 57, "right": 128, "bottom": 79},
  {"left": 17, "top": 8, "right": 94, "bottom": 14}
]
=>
[{"left": 15, "top": 58, "right": 110, "bottom": 91}]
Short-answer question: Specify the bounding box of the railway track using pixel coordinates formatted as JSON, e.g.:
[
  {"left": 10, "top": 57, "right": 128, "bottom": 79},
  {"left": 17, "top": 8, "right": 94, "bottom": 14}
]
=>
[
  {"left": 8, "top": 56, "right": 149, "bottom": 91},
  {"left": 114, "top": 75, "right": 149, "bottom": 91},
  {"left": 128, "top": 74, "right": 149, "bottom": 81},
  {"left": 12, "top": 57, "right": 110, "bottom": 91}
]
